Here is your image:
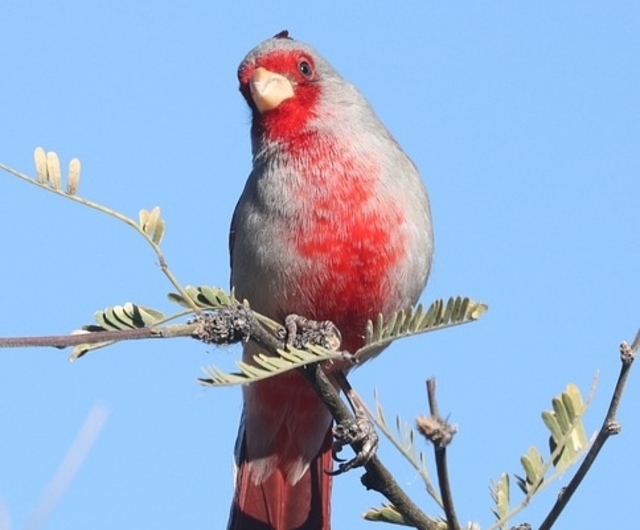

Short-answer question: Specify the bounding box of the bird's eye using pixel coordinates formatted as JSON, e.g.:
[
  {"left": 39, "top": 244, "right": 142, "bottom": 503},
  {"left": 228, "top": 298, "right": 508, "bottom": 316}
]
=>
[{"left": 298, "top": 60, "right": 313, "bottom": 78}]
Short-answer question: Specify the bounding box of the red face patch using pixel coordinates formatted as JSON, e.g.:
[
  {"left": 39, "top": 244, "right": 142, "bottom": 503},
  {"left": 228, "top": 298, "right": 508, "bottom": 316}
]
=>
[{"left": 239, "top": 50, "right": 321, "bottom": 141}]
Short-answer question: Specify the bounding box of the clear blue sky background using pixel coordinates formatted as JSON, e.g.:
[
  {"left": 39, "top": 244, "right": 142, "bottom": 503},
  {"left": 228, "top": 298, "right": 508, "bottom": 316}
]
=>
[{"left": 1, "top": 2, "right": 638, "bottom": 529}]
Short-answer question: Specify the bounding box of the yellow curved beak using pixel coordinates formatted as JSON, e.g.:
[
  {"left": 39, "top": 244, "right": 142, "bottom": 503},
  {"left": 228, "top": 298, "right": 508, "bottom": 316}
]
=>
[{"left": 250, "top": 67, "right": 294, "bottom": 113}]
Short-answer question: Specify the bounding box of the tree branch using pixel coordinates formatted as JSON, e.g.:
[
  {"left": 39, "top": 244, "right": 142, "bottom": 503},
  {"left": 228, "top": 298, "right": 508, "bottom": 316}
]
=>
[
  {"left": 0, "top": 326, "right": 189, "bottom": 349},
  {"left": 416, "top": 379, "right": 460, "bottom": 530},
  {"left": 0, "top": 301, "right": 454, "bottom": 530},
  {"left": 300, "top": 364, "right": 439, "bottom": 530},
  {"left": 0, "top": 305, "right": 272, "bottom": 351},
  {"left": 199, "top": 310, "right": 442, "bottom": 530},
  {"left": 538, "top": 329, "right": 639, "bottom": 530}
]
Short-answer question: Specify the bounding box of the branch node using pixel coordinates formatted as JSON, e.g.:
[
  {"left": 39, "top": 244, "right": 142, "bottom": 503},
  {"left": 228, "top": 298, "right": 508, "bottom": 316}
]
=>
[
  {"left": 422, "top": 378, "right": 461, "bottom": 530},
  {"left": 360, "top": 469, "right": 378, "bottom": 491},
  {"left": 606, "top": 420, "right": 622, "bottom": 435},
  {"left": 189, "top": 306, "right": 251, "bottom": 345},
  {"left": 416, "top": 415, "right": 457, "bottom": 448},
  {"left": 620, "top": 341, "right": 636, "bottom": 365}
]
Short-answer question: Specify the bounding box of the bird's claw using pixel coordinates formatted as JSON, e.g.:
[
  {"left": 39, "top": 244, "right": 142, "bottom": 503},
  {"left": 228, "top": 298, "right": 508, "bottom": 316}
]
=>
[
  {"left": 329, "top": 414, "right": 379, "bottom": 475},
  {"left": 283, "top": 314, "right": 342, "bottom": 351}
]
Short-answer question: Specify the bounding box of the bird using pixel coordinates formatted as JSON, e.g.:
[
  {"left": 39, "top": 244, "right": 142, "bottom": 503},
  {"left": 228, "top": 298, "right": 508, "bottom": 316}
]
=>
[{"left": 227, "top": 30, "right": 434, "bottom": 530}]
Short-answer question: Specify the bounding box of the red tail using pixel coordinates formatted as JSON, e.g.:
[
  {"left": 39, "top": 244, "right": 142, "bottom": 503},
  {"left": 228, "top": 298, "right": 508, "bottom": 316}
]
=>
[{"left": 228, "top": 429, "right": 333, "bottom": 530}]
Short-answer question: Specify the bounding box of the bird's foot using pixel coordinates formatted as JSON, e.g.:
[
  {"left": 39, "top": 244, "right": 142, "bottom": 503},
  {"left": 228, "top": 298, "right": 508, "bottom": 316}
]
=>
[
  {"left": 330, "top": 372, "right": 379, "bottom": 475},
  {"left": 331, "top": 413, "right": 379, "bottom": 475},
  {"left": 282, "top": 314, "right": 342, "bottom": 351}
]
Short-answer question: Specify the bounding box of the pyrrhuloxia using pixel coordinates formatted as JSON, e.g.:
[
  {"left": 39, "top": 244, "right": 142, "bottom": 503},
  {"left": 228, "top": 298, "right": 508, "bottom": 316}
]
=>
[{"left": 227, "top": 31, "right": 433, "bottom": 530}]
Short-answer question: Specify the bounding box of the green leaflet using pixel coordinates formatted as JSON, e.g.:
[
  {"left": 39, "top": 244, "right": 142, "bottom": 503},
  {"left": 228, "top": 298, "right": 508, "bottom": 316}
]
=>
[
  {"left": 167, "top": 285, "right": 235, "bottom": 310},
  {"left": 66, "top": 158, "right": 80, "bottom": 195},
  {"left": 547, "top": 383, "right": 589, "bottom": 472},
  {"left": 490, "top": 383, "right": 592, "bottom": 530},
  {"left": 358, "top": 297, "right": 488, "bottom": 361},
  {"left": 361, "top": 504, "right": 411, "bottom": 527},
  {"left": 517, "top": 446, "right": 544, "bottom": 494},
  {"left": 519, "top": 384, "right": 589, "bottom": 493},
  {"left": 362, "top": 505, "right": 448, "bottom": 529},
  {"left": 46, "top": 151, "right": 61, "bottom": 190},
  {"left": 69, "top": 303, "right": 166, "bottom": 360},
  {"left": 372, "top": 391, "right": 442, "bottom": 508},
  {"left": 91, "top": 302, "right": 166, "bottom": 331},
  {"left": 490, "top": 473, "right": 510, "bottom": 525},
  {"left": 199, "top": 344, "right": 342, "bottom": 387},
  {"left": 138, "top": 206, "right": 165, "bottom": 244},
  {"left": 34, "top": 146, "right": 47, "bottom": 183}
]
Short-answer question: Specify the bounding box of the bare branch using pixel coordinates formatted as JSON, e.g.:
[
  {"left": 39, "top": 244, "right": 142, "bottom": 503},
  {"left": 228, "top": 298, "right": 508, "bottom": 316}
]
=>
[
  {"left": 0, "top": 305, "right": 261, "bottom": 351},
  {"left": 0, "top": 326, "right": 182, "bottom": 349},
  {"left": 416, "top": 379, "right": 460, "bottom": 530}
]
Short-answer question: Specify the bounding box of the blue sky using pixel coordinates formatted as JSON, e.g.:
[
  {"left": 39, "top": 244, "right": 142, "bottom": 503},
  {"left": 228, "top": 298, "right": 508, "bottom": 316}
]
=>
[{"left": 1, "top": 2, "right": 639, "bottom": 529}]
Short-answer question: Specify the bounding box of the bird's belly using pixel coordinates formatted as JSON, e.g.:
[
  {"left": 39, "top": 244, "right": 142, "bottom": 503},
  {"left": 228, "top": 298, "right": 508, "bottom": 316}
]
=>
[{"left": 284, "top": 206, "right": 408, "bottom": 352}]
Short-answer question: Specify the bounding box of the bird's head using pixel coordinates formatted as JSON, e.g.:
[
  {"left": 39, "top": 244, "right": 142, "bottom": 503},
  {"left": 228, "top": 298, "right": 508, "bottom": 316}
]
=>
[{"left": 238, "top": 31, "right": 340, "bottom": 139}]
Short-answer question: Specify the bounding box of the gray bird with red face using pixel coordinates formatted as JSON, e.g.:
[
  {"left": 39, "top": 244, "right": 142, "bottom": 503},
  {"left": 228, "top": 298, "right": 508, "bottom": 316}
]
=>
[{"left": 228, "top": 31, "right": 433, "bottom": 530}]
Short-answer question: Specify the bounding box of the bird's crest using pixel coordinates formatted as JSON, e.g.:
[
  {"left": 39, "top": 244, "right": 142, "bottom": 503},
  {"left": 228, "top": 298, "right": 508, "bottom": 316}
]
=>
[{"left": 273, "top": 30, "right": 291, "bottom": 40}]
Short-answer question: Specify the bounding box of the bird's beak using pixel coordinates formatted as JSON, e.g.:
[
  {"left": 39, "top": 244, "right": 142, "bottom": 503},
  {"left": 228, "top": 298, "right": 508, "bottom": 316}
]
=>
[{"left": 250, "top": 67, "right": 294, "bottom": 113}]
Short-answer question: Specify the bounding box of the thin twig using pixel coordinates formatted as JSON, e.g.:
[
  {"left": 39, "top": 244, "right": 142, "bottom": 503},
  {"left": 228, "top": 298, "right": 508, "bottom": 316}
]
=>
[
  {"left": 365, "top": 394, "right": 443, "bottom": 508},
  {"left": 0, "top": 326, "right": 188, "bottom": 349},
  {"left": 0, "top": 161, "right": 198, "bottom": 312},
  {"left": 0, "top": 273, "right": 441, "bottom": 530},
  {"left": 424, "top": 379, "right": 460, "bottom": 530},
  {"left": 538, "top": 329, "right": 639, "bottom": 530},
  {"left": 0, "top": 305, "right": 274, "bottom": 351},
  {"left": 300, "top": 365, "right": 439, "bottom": 530}
]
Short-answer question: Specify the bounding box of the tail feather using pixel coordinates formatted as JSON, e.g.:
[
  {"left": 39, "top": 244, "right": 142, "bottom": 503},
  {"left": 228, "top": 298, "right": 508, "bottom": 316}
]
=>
[{"left": 228, "top": 430, "right": 333, "bottom": 530}]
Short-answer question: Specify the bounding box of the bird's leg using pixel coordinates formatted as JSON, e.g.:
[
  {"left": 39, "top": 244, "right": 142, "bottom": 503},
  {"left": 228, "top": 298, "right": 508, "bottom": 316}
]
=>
[
  {"left": 283, "top": 314, "right": 342, "bottom": 352},
  {"left": 283, "top": 314, "right": 375, "bottom": 472},
  {"left": 329, "top": 370, "right": 379, "bottom": 475}
]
